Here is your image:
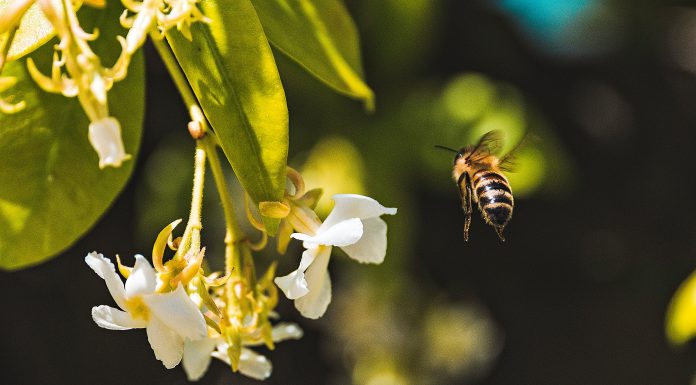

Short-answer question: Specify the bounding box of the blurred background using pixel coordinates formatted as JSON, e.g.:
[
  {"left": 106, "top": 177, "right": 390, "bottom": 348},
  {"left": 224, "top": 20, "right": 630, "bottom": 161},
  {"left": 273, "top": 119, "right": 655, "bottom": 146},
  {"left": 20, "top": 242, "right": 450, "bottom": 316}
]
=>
[{"left": 5, "top": 0, "right": 696, "bottom": 384}]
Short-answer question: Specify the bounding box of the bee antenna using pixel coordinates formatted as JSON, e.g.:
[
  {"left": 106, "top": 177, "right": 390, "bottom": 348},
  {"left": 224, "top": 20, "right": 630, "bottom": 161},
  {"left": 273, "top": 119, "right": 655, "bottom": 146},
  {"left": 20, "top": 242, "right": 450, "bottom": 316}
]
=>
[{"left": 434, "top": 145, "right": 459, "bottom": 153}]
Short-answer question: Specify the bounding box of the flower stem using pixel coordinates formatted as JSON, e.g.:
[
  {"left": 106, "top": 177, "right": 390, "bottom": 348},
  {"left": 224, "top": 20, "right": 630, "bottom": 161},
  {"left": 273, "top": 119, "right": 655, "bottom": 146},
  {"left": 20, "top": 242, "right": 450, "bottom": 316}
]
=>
[
  {"left": 152, "top": 33, "right": 248, "bottom": 285},
  {"left": 201, "top": 134, "right": 244, "bottom": 276},
  {"left": 152, "top": 35, "right": 207, "bottom": 258},
  {"left": 177, "top": 143, "right": 206, "bottom": 258},
  {"left": 151, "top": 35, "right": 200, "bottom": 113},
  {"left": 202, "top": 134, "right": 249, "bottom": 316}
]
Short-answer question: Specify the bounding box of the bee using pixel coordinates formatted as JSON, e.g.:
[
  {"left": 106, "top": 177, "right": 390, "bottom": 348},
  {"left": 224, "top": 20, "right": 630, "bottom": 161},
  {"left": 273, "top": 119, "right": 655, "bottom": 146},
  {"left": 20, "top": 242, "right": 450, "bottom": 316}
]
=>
[{"left": 437, "top": 131, "right": 517, "bottom": 242}]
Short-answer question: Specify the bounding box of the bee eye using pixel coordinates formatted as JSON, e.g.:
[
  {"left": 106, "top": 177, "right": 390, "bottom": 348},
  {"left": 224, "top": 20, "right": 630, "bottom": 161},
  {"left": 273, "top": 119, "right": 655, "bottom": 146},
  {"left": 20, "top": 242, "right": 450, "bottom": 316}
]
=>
[{"left": 454, "top": 152, "right": 463, "bottom": 164}]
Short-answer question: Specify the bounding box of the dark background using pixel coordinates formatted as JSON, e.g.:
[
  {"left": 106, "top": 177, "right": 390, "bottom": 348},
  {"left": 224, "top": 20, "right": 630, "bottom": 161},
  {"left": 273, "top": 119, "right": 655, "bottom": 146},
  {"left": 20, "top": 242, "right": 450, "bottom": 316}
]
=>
[{"left": 4, "top": 0, "right": 696, "bottom": 384}]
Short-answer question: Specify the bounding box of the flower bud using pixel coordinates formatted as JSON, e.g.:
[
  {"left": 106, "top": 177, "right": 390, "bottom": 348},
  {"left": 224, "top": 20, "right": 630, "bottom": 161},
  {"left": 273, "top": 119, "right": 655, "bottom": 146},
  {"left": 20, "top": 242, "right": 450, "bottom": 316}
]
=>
[
  {"left": 258, "top": 201, "right": 291, "bottom": 219},
  {"left": 88, "top": 117, "right": 131, "bottom": 169}
]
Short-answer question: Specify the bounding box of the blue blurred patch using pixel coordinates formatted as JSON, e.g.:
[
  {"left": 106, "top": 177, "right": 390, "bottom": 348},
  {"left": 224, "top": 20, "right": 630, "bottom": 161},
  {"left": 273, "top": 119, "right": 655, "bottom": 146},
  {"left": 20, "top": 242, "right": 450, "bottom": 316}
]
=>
[{"left": 496, "top": 0, "right": 604, "bottom": 53}]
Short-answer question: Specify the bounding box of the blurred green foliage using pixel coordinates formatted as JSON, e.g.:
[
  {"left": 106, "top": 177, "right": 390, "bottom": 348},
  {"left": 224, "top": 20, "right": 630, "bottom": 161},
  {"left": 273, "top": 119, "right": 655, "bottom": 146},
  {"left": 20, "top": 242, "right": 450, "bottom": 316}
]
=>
[{"left": 250, "top": 0, "right": 374, "bottom": 109}]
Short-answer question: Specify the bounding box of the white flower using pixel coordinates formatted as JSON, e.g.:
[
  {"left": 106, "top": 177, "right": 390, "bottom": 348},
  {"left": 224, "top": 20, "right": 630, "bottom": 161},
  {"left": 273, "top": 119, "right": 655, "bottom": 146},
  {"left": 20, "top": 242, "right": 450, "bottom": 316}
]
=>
[
  {"left": 275, "top": 194, "right": 397, "bottom": 319},
  {"left": 85, "top": 252, "right": 207, "bottom": 369},
  {"left": 88, "top": 117, "right": 132, "bottom": 169},
  {"left": 182, "top": 323, "right": 303, "bottom": 381}
]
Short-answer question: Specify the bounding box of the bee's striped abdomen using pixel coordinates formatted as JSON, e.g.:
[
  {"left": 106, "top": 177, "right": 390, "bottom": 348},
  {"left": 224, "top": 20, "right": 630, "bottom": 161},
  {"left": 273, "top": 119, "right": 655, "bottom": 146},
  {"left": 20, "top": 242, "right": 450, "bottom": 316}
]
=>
[{"left": 472, "top": 169, "right": 514, "bottom": 228}]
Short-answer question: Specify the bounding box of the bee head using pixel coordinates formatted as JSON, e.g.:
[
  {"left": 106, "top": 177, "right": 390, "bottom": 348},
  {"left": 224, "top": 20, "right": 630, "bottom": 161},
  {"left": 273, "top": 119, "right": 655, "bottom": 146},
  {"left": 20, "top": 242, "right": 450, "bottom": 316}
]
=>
[{"left": 456, "top": 146, "right": 474, "bottom": 165}]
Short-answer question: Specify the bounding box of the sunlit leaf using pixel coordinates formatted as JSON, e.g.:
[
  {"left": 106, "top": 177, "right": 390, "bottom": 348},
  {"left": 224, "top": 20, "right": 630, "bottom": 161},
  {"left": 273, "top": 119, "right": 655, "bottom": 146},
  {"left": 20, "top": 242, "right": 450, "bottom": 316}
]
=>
[
  {"left": 0, "top": 5, "right": 144, "bottom": 270},
  {"left": 0, "top": 0, "right": 67, "bottom": 60},
  {"left": 250, "top": 0, "right": 374, "bottom": 110},
  {"left": 666, "top": 269, "right": 696, "bottom": 346},
  {"left": 167, "top": 0, "right": 288, "bottom": 235}
]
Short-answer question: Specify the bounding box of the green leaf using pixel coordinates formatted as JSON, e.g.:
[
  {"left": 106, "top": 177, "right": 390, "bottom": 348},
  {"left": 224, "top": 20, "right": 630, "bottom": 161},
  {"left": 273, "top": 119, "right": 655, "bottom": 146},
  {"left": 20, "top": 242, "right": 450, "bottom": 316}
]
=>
[
  {"left": 666, "top": 269, "right": 696, "bottom": 346},
  {"left": 250, "top": 0, "right": 374, "bottom": 110},
  {"left": 0, "top": 5, "right": 144, "bottom": 270},
  {"left": 0, "top": 0, "right": 59, "bottom": 61},
  {"left": 167, "top": 0, "right": 288, "bottom": 235}
]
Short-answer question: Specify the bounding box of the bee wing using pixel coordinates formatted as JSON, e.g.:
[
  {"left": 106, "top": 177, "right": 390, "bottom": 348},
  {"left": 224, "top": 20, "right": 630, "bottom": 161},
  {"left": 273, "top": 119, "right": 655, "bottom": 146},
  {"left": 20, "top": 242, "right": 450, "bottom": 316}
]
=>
[
  {"left": 498, "top": 153, "right": 518, "bottom": 172},
  {"left": 498, "top": 133, "right": 536, "bottom": 171},
  {"left": 468, "top": 130, "right": 505, "bottom": 163}
]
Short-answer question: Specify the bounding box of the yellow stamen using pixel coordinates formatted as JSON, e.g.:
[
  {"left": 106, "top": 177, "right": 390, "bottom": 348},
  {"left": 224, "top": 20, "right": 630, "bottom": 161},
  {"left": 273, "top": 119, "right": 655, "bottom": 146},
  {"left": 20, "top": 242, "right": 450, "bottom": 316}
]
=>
[
  {"left": 115, "top": 254, "right": 132, "bottom": 278},
  {"left": 152, "top": 218, "right": 182, "bottom": 272}
]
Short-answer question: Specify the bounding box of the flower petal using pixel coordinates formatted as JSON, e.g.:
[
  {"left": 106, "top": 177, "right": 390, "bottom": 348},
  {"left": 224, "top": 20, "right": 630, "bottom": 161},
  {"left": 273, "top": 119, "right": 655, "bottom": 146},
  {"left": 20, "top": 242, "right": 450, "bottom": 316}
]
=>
[
  {"left": 212, "top": 344, "right": 273, "bottom": 379},
  {"left": 340, "top": 217, "right": 388, "bottom": 264},
  {"left": 319, "top": 194, "right": 397, "bottom": 231},
  {"left": 182, "top": 337, "right": 220, "bottom": 381},
  {"left": 244, "top": 322, "right": 304, "bottom": 347},
  {"left": 143, "top": 285, "right": 207, "bottom": 341},
  {"left": 146, "top": 316, "right": 184, "bottom": 369},
  {"left": 274, "top": 248, "right": 319, "bottom": 299},
  {"left": 292, "top": 218, "right": 363, "bottom": 247},
  {"left": 271, "top": 323, "right": 304, "bottom": 342},
  {"left": 294, "top": 247, "right": 332, "bottom": 319},
  {"left": 210, "top": 342, "right": 231, "bottom": 366},
  {"left": 274, "top": 270, "right": 308, "bottom": 300},
  {"left": 85, "top": 252, "right": 127, "bottom": 310},
  {"left": 91, "top": 305, "right": 147, "bottom": 330},
  {"left": 238, "top": 348, "right": 272, "bottom": 381},
  {"left": 125, "top": 255, "right": 157, "bottom": 297},
  {"left": 88, "top": 116, "right": 131, "bottom": 169}
]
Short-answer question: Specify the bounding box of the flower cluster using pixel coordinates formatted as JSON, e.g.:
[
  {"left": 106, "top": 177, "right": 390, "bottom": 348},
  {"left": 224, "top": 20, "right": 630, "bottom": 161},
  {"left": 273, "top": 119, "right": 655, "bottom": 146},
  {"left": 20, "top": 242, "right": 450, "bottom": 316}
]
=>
[
  {"left": 86, "top": 220, "right": 302, "bottom": 380},
  {"left": 86, "top": 252, "right": 206, "bottom": 368},
  {"left": 0, "top": 0, "right": 207, "bottom": 168},
  {"left": 87, "top": 166, "right": 397, "bottom": 381},
  {"left": 275, "top": 193, "right": 396, "bottom": 318},
  {"left": 120, "top": 0, "right": 210, "bottom": 54},
  {"left": 271, "top": 168, "right": 398, "bottom": 319},
  {"left": 27, "top": 0, "right": 133, "bottom": 168}
]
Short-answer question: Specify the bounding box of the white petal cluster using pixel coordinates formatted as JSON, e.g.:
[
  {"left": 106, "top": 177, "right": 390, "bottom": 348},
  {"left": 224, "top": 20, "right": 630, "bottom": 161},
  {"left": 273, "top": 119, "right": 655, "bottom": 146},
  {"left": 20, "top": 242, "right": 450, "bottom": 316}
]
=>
[
  {"left": 86, "top": 252, "right": 207, "bottom": 368},
  {"left": 24, "top": 0, "right": 133, "bottom": 169},
  {"left": 182, "top": 323, "right": 303, "bottom": 381},
  {"left": 120, "top": 0, "right": 210, "bottom": 55},
  {"left": 0, "top": 0, "right": 209, "bottom": 169},
  {"left": 275, "top": 194, "right": 397, "bottom": 319}
]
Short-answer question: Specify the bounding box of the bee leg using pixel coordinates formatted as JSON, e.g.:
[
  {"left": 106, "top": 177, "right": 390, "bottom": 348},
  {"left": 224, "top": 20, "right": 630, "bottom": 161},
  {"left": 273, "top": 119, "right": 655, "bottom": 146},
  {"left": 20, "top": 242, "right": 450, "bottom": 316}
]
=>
[
  {"left": 458, "top": 172, "right": 473, "bottom": 241},
  {"left": 464, "top": 181, "right": 473, "bottom": 242},
  {"left": 495, "top": 226, "right": 506, "bottom": 242}
]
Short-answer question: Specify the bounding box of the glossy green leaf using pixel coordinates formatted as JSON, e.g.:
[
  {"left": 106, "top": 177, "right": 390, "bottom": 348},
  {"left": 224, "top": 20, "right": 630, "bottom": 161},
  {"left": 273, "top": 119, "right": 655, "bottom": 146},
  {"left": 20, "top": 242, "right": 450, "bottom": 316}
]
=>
[
  {"left": 666, "top": 269, "right": 696, "bottom": 346},
  {"left": 250, "top": 0, "right": 374, "bottom": 110},
  {"left": 167, "top": 0, "right": 288, "bottom": 234},
  {"left": 0, "top": 0, "right": 59, "bottom": 61},
  {"left": 0, "top": 5, "right": 144, "bottom": 270}
]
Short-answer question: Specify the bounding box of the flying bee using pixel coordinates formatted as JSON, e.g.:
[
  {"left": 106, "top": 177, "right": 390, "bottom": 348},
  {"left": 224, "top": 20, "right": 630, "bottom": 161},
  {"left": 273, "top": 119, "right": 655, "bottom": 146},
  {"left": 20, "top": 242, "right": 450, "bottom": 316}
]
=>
[{"left": 437, "top": 130, "right": 518, "bottom": 242}]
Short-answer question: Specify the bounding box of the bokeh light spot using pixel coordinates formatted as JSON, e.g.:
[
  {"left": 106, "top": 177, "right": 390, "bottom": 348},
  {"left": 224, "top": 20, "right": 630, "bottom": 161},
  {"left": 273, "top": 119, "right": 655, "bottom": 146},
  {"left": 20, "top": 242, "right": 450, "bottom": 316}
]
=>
[
  {"left": 443, "top": 73, "right": 496, "bottom": 124},
  {"left": 300, "top": 136, "right": 366, "bottom": 217}
]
